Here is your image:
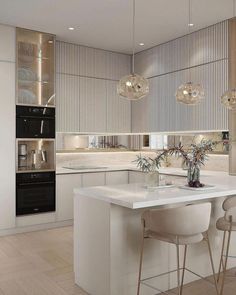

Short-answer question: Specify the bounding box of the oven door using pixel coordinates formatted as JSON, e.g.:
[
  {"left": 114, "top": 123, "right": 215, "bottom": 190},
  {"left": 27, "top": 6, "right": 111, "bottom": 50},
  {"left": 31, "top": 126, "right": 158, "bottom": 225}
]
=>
[
  {"left": 16, "top": 116, "right": 55, "bottom": 138},
  {"left": 16, "top": 181, "right": 55, "bottom": 215}
]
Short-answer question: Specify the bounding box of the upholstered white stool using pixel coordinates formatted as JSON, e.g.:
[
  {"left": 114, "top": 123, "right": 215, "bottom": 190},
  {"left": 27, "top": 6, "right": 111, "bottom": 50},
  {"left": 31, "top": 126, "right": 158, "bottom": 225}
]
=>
[
  {"left": 216, "top": 196, "right": 236, "bottom": 295},
  {"left": 137, "top": 203, "right": 219, "bottom": 295}
]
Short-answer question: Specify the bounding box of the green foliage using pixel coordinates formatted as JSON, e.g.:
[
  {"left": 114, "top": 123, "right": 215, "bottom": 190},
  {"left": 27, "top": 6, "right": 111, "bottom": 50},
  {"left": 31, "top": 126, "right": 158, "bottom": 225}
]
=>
[{"left": 134, "top": 140, "right": 219, "bottom": 172}]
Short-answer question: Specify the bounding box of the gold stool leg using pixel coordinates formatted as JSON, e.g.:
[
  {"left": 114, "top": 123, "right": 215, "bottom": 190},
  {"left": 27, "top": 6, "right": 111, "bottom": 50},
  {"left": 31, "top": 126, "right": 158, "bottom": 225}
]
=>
[
  {"left": 137, "top": 222, "right": 145, "bottom": 295},
  {"left": 205, "top": 231, "right": 219, "bottom": 295},
  {"left": 220, "top": 229, "right": 232, "bottom": 295},
  {"left": 217, "top": 231, "right": 226, "bottom": 283},
  {"left": 180, "top": 245, "right": 188, "bottom": 295},
  {"left": 176, "top": 238, "right": 181, "bottom": 295}
]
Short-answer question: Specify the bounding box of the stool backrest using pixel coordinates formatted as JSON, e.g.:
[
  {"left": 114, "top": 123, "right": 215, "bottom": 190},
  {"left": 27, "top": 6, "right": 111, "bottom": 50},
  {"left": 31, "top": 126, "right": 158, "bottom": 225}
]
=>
[
  {"left": 142, "top": 203, "right": 211, "bottom": 236},
  {"left": 223, "top": 196, "right": 236, "bottom": 211},
  {"left": 222, "top": 196, "right": 236, "bottom": 222}
]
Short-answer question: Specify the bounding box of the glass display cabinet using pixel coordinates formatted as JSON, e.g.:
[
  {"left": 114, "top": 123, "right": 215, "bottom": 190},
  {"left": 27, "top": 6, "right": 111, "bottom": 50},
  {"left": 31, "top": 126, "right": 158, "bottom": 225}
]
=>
[{"left": 16, "top": 28, "right": 55, "bottom": 107}]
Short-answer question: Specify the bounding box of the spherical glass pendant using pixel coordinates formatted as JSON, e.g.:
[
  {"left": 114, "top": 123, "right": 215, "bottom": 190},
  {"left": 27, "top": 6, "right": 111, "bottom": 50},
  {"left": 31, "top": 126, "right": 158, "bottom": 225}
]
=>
[
  {"left": 117, "top": 74, "right": 149, "bottom": 100},
  {"left": 221, "top": 89, "right": 236, "bottom": 110},
  {"left": 175, "top": 82, "right": 205, "bottom": 105}
]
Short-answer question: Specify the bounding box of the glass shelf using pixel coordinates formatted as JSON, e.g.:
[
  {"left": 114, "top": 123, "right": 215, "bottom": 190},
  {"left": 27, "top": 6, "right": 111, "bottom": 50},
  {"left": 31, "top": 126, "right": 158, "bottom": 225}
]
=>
[
  {"left": 18, "top": 54, "right": 50, "bottom": 61},
  {"left": 16, "top": 28, "right": 55, "bottom": 107},
  {"left": 18, "top": 80, "right": 51, "bottom": 84}
]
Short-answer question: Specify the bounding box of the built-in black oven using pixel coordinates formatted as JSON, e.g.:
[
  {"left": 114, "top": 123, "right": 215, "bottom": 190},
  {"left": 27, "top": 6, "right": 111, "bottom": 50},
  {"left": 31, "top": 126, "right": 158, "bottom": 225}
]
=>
[
  {"left": 16, "top": 106, "right": 55, "bottom": 138},
  {"left": 16, "top": 172, "right": 55, "bottom": 216}
]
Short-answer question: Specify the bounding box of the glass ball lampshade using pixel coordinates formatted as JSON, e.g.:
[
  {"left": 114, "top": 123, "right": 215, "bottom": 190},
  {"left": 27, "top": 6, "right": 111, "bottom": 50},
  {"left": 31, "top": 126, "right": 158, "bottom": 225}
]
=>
[
  {"left": 221, "top": 89, "right": 236, "bottom": 110},
  {"left": 117, "top": 74, "right": 149, "bottom": 100},
  {"left": 175, "top": 82, "right": 205, "bottom": 105}
]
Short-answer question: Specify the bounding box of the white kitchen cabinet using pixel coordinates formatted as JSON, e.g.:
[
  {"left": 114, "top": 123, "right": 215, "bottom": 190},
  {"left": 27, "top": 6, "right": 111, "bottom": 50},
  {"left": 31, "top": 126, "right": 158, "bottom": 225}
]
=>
[
  {"left": 105, "top": 171, "right": 129, "bottom": 185},
  {"left": 82, "top": 172, "right": 106, "bottom": 187},
  {"left": 56, "top": 174, "right": 82, "bottom": 221},
  {"left": 106, "top": 80, "right": 131, "bottom": 133},
  {"left": 132, "top": 60, "right": 228, "bottom": 133},
  {"left": 128, "top": 171, "right": 145, "bottom": 184},
  {"left": 132, "top": 21, "right": 228, "bottom": 133},
  {"left": 0, "top": 25, "right": 15, "bottom": 62},
  {"left": 0, "top": 62, "right": 15, "bottom": 230},
  {"left": 79, "top": 77, "right": 107, "bottom": 133},
  {"left": 56, "top": 73, "right": 79, "bottom": 132}
]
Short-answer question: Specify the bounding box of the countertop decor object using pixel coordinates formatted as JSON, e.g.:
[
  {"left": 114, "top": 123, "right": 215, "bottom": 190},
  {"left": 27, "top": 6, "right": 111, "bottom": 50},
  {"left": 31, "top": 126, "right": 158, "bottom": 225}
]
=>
[
  {"left": 117, "top": 0, "right": 149, "bottom": 100},
  {"left": 175, "top": 0, "right": 205, "bottom": 105},
  {"left": 134, "top": 140, "right": 218, "bottom": 188}
]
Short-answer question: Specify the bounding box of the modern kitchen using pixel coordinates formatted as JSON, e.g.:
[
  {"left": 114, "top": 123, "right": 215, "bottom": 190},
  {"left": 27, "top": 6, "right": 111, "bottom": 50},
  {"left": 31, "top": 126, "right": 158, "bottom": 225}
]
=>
[{"left": 0, "top": 0, "right": 236, "bottom": 294}]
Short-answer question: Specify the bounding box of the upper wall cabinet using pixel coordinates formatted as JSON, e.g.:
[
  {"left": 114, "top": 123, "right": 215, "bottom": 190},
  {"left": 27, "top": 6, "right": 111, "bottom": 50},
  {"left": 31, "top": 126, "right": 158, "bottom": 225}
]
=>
[
  {"left": 16, "top": 28, "right": 55, "bottom": 107},
  {"left": 56, "top": 41, "right": 131, "bottom": 133},
  {"left": 56, "top": 73, "right": 79, "bottom": 132},
  {"left": 79, "top": 77, "right": 107, "bottom": 133},
  {"left": 132, "top": 21, "right": 229, "bottom": 133},
  {"left": 106, "top": 80, "right": 131, "bottom": 133},
  {"left": 0, "top": 25, "right": 15, "bottom": 62}
]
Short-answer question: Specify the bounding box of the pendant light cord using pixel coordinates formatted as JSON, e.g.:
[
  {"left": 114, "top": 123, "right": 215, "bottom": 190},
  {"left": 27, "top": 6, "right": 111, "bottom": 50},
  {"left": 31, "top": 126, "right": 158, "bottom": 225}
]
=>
[
  {"left": 132, "top": 0, "right": 135, "bottom": 75},
  {"left": 188, "top": 0, "right": 191, "bottom": 81},
  {"left": 233, "top": 0, "right": 235, "bottom": 18}
]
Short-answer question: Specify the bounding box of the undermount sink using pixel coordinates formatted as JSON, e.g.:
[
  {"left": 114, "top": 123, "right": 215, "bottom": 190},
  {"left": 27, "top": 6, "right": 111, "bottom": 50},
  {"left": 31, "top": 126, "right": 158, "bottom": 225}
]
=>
[{"left": 62, "top": 166, "right": 108, "bottom": 170}]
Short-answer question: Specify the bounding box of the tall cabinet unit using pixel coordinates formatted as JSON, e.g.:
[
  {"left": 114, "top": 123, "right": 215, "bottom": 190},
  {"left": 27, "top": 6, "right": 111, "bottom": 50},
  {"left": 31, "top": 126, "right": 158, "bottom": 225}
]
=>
[
  {"left": 132, "top": 21, "right": 229, "bottom": 133},
  {"left": 56, "top": 41, "right": 131, "bottom": 133},
  {"left": 0, "top": 25, "right": 16, "bottom": 230},
  {"left": 16, "top": 28, "right": 56, "bottom": 224}
]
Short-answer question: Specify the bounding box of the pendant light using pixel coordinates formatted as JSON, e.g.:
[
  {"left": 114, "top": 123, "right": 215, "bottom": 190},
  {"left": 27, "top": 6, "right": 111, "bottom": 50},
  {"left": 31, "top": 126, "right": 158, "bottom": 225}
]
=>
[
  {"left": 175, "top": 0, "right": 205, "bottom": 105},
  {"left": 221, "top": 0, "right": 236, "bottom": 110},
  {"left": 117, "top": 0, "right": 149, "bottom": 100}
]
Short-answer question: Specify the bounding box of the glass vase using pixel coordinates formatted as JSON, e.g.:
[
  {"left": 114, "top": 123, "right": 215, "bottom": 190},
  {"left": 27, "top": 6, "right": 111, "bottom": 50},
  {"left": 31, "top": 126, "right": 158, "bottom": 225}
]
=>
[
  {"left": 145, "top": 171, "right": 160, "bottom": 188},
  {"left": 187, "top": 165, "right": 200, "bottom": 186}
]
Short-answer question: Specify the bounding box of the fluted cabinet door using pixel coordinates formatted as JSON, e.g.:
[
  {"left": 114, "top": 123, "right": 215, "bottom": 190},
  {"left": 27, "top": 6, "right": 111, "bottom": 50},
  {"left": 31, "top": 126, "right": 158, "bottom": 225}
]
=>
[
  {"left": 56, "top": 73, "right": 79, "bottom": 132},
  {"left": 106, "top": 80, "right": 131, "bottom": 133},
  {"left": 56, "top": 41, "right": 79, "bottom": 75},
  {"left": 132, "top": 60, "right": 228, "bottom": 133},
  {"left": 79, "top": 77, "right": 106, "bottom": 132}
]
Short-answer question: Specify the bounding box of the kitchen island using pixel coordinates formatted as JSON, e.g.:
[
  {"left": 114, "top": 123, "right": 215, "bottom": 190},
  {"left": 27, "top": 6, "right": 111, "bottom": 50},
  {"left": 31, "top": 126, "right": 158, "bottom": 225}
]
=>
[{"left": 74, "top": 170, "right": 236, "bottom": 295}]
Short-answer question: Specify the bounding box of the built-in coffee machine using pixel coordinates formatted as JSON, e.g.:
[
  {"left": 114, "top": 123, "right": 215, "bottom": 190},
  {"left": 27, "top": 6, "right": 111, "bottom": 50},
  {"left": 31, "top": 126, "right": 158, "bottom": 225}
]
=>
[{"left": 16, "top": 28, "right": 56, "bottom": 216}]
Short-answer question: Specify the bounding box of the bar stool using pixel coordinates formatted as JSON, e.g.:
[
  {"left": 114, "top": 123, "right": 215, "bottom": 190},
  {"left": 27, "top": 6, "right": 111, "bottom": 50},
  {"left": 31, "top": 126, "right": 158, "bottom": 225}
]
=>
[
  {"left": 137, "top": 203, "right": 219, "bottom": 295},
  {"left": 216, "top": 196, "right": 236, "bottom": 295}
]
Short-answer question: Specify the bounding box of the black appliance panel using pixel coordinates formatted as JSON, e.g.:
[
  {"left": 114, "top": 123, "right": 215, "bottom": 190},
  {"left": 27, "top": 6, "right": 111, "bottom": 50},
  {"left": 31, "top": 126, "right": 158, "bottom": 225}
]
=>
[
  {"left": 16, "top": 106, "right": 55, "bottom": 138},
  {"left": 16, "top": 172, "right": 55, "bottom": 216}
]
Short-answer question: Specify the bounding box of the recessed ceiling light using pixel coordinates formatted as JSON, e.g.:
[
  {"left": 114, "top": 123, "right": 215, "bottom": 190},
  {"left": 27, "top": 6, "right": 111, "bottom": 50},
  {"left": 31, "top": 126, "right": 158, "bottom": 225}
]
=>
[
  {"left": 68, "top": 27, "right": 75, "bottom": 31},
  {"left": 139, "top": 43, "right": 145, "bottom": 46},
  {"left": 188, "top": 23, "right": 194, "bottom": 27}
]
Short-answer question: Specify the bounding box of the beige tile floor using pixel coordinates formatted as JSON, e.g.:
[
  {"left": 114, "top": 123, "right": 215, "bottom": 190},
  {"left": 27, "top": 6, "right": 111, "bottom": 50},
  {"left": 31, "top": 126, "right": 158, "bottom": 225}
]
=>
[
  {"left": 0, "top": 226, "right": 86, "bottom": 295},
  {"left": 0, "top": 226, "right": 234, "bottom": 295}
]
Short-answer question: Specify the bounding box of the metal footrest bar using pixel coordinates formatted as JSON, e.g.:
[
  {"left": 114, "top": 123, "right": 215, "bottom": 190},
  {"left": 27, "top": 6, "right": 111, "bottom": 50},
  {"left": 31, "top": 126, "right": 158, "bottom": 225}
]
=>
[
  {"left": 140, "top": 267, "right": 216, "bottom": 294},
  {"left": 141, "top": 268, "right": 183, "bottom": 283},
  {"left": 185, "top": 268, "right": 217, "bottom": 287},
  {"left": 141, "top": 281, "right": 173, "bottom": 295}
]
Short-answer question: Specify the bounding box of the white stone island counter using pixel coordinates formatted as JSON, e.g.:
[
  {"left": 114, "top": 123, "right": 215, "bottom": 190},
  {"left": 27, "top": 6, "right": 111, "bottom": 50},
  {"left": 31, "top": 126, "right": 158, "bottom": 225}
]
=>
[{"left": 74, "top": 171, "right": 236, "bottom": 295}]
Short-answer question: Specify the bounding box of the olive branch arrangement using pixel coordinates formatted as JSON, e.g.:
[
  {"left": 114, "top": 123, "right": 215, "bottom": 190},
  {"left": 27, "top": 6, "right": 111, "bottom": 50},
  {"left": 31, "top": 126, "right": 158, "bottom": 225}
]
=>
[{"left": 134, "top": 140, "right": 218, "bottom": 173}]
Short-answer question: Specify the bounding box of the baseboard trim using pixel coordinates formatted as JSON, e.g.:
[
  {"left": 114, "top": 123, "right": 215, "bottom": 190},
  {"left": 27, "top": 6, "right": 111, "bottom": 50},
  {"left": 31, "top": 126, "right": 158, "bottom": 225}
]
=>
[{"left": 0, "top": 220, "right": 73, "bottom": 236}]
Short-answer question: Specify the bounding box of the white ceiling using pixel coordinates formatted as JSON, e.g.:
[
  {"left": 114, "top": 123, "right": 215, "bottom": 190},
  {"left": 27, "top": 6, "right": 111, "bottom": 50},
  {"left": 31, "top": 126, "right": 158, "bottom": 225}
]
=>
[{"left": 0, "top": 0, "right": 234, "bottom": 54}]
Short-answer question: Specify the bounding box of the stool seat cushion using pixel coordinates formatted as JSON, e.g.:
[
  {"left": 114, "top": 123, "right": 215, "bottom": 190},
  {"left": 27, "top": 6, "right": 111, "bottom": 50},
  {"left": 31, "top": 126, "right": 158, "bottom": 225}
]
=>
[
  {"left": 145, "top": 230, "right": 203, "bottom": 245},
  {"left": 216, "top": 217, "right": 236, "bottom": 231}
]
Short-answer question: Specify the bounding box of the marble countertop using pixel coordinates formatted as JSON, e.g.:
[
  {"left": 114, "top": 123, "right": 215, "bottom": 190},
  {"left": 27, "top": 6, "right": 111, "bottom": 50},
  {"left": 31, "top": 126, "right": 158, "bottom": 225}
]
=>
[
  {"left": 74, "top": 170, "right": 236, "bottom": 209},
  {"left": 57, "top": 165, "right": 190, "bottom": 176}
]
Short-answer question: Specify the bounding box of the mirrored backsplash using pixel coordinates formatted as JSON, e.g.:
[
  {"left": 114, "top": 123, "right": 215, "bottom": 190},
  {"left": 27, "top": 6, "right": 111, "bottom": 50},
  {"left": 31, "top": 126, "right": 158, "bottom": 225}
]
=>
[{"left": 56, "top": 131, "right": 229, "bottom": 154}]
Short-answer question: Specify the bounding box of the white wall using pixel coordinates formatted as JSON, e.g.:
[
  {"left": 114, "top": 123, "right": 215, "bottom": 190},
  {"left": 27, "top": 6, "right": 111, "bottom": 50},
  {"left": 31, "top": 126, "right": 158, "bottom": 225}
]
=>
[{"left": 0, "top": 24, "right": 16, "bottom": 229}]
